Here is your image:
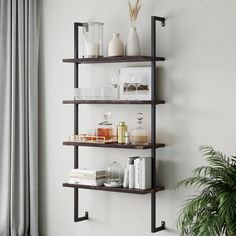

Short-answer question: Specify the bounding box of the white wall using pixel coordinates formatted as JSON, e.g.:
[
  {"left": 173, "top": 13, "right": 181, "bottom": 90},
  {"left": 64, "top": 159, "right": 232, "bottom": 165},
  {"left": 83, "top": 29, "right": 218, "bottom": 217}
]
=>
[{"left": 39, "top": 0, "right": 236, "bottom": 235}]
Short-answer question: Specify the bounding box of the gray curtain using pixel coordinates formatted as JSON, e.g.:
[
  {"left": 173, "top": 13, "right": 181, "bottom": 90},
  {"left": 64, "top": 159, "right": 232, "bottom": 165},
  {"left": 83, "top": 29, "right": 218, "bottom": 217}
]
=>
[{"left": 0, "top": 0, "right": 39, "bottom": 235}]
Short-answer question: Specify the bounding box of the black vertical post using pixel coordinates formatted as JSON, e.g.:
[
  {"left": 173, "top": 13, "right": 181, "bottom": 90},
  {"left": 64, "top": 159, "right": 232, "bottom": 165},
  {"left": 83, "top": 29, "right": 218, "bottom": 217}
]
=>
[
  {"left": 151, "top": 16, "right": 165, "bottom": 233},
  {"left": 151, "top": 16, "right": 157, "bottom": 233},
  {"left": 74, "top": 22, "right": 79, "bottom": 222},
  {"left": 73, "top": 22, "right": 88, "bottom": 222}
]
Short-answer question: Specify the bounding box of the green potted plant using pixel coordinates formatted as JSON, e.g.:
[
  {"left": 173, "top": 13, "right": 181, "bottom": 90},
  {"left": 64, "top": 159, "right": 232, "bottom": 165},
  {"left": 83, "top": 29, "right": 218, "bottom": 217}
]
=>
[{"left": 177, "top": 146, "right": 236, "bottom": 236}]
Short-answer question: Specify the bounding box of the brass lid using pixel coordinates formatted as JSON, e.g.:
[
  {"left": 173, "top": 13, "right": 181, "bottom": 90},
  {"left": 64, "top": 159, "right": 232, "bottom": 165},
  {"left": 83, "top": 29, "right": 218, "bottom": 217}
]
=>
[{"left": 118, "top": 121, "right": 126, "bottom": 126}]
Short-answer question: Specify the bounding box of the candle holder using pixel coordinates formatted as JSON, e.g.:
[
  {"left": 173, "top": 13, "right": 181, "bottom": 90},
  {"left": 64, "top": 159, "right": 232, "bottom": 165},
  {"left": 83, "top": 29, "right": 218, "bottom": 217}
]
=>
[{"left": 82, "top": 22, "right": 104, "bottom": 58}]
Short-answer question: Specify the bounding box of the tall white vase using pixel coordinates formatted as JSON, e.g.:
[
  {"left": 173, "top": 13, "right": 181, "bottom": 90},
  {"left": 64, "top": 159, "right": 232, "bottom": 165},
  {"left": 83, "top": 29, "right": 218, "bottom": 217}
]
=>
[
  {"left": 125, "top": 27, "right": 141, "bottom": 56},
  {"left": 108, "top": 33, "right": 124, "bottom": 57}
]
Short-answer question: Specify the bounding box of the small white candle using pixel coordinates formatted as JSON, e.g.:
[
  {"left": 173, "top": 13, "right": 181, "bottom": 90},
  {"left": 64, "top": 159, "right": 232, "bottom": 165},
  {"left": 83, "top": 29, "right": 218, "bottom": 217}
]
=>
[{"left": 86, "top": 43, "right": 100, "bottom": 57}]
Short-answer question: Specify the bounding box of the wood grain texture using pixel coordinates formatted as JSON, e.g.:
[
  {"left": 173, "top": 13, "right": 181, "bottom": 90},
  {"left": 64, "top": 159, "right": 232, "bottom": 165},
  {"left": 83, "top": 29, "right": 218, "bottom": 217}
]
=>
[
  {"left": 63, "top": 142, "right": 165, "bottom": 149},
  {"left": 63, "top": 183, "right": 165, "bottom": 195},
  {"left": 63, "top": 100, "right": 165, "bottom": 105},
  {"left": 63, "top": 56, "right": 165, "bottom": 64}
]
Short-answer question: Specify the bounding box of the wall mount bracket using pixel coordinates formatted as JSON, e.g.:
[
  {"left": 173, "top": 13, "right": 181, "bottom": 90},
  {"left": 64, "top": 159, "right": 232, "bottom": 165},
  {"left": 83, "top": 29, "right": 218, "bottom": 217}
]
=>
[
  {"left": 153, "top": 221, "right": 166, "bottom": 233},
  {"left": 74, "top": 210, "right": 89, "bottom": 222}
]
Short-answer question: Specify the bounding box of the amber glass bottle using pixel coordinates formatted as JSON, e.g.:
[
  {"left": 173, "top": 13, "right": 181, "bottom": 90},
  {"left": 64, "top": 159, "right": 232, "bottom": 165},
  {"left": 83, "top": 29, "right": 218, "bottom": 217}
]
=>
[{"left": 97, "top": 112, "right": 114, "bottom": 141}]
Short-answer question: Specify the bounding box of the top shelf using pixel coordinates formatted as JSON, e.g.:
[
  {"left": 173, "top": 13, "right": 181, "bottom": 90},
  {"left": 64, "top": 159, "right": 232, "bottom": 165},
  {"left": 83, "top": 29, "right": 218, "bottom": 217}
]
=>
[{"left": 62, "top": 56, "right": 165, "bottom": 64}]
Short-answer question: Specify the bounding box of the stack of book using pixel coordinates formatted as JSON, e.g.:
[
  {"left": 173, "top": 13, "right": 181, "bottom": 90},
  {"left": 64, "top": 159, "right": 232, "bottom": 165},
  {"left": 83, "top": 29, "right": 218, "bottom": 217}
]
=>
[{"left": 68, "top": 169, "right": 106, "bottom": 186}]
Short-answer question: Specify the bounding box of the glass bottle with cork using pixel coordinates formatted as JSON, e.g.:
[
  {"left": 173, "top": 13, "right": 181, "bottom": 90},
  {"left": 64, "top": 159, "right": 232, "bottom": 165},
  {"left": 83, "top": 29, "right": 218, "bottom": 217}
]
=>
[
  {"left": 130, "top": 113, "right": 148, "bottom": 145},
  {"left": 97, "top": 112, "right": 114, "bottom": 142}
]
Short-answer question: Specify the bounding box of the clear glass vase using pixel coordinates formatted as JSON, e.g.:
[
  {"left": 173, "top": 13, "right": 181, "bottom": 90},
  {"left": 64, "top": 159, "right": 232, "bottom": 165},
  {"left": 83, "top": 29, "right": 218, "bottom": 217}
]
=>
[{"left": 82, "top": 22, "right": 103, "bottom": 58}]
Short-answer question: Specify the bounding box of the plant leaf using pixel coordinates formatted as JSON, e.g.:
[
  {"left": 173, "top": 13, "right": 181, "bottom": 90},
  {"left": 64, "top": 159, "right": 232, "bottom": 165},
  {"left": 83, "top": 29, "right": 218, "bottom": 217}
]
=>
[{"left": 177, "top": 146, "right": 236, "bottom": 235}]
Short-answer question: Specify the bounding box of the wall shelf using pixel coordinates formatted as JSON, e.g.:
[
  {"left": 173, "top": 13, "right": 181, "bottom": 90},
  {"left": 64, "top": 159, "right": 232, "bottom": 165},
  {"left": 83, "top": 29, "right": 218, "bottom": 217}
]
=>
[
  {"left": 63, "top": 141, "right": 165, "bottom": 150},
  {"left": 63, "top": 56, "right": 165, "bottom": 64},
  {"left": 62, "top": 16, "right": 166, "bottom": 233},
  {"left": 63, "top": 183, "right": 164, "bottom": 195},
  {"left": 63, "top": 100, "right": 165, "bottom": 105}
]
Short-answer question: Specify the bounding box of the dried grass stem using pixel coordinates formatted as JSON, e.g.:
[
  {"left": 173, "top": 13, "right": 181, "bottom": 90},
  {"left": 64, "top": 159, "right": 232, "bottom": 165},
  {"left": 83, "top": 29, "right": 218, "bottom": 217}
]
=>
[{"left": 128, "top": 0, "right": 141, "bottom": 27}]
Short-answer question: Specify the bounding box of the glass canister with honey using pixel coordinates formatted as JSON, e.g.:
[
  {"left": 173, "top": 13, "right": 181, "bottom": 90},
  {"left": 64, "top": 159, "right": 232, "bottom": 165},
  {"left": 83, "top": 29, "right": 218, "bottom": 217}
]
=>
[
  {"left": 130, "top": 113, "right": 148, "bottom": 145},
  {"left": 97, "top": 112, "right": 114, "bottom": 141}
]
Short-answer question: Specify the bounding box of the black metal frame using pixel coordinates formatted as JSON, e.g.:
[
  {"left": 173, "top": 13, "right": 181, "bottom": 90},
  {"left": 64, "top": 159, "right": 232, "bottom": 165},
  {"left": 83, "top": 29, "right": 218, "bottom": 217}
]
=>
[
  {"left": 151, "top": 16, "right": 165, "bottom": 233},
  {"left": 74, "top": 22, "right": 89, "bottom": 222},
  {"left": 71, "top": 16, "right": 166, "bottom": 231}
]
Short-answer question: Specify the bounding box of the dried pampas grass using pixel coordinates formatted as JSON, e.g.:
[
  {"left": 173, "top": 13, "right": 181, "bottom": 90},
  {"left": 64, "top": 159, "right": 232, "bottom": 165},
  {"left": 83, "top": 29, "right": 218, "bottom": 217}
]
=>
[{"left": 128, "top": 0, "right": 141, "bottom": 27}]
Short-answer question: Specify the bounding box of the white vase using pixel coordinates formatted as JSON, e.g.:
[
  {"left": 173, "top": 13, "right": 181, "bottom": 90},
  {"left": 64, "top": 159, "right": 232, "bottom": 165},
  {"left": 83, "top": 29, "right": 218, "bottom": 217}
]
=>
[
  {"left": 108, "top": 33, "right": 124, "bottom": 57},
  {"left": 125, "top": 27, "right": 141, "bottom": 56}
]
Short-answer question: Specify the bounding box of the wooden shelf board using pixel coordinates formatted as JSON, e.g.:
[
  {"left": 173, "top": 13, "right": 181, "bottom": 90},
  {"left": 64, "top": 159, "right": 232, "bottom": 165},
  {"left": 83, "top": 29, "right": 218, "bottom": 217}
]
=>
[
  {"left": 62, "top": 56, "right": 165, "bottom": 64},
  {"left": 63, "top": 100, "right": 165, "bottom": 105},
  {"left": 63, "top": 141, "right": 165, "bottom": 149},
  {"left": 63, "top": 183, "right": 164, "bottom": 195}
]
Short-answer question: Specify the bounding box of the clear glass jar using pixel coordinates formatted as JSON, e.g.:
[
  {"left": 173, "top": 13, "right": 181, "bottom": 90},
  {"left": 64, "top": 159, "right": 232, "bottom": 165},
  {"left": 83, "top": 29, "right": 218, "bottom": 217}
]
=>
[
  {"left": 130, "top": 113, "right": 148, "bottom": 145},
  {"left": 105, "top": 161, "right": 124, "bottom": 187},
  {"left": 97, "top": 112, "right": 114, "bottom": 141},
  {"left": 82, "top": 22, "right": 103, "bottom": 58}
]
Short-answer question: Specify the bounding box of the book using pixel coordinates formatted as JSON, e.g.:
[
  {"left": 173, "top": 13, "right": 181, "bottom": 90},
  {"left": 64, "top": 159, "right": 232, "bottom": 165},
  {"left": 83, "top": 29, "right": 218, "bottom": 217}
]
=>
[
  {"left": 140, "top": 157, "right": 151, "bottom": 190},
  {"left": 68, "top": 177, "right": 105, "bottom": 186},
  {"left": 69, "top": 169, "right": 106, "bottom": 179},
  {"left": 133, "top": 157, "right": 152, "bottom": 190},
  {"left": 134, "top": 158, "right": 140, "bottom": 189},
  {"left": 68, "top": 173, "right": 105, "bottom": 179}
]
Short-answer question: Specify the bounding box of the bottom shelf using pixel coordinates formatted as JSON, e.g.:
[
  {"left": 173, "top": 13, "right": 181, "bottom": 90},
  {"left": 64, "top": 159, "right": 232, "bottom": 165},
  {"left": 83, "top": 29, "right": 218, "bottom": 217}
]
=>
[{"left": 63, "top": 183, "right": 164, "bottom": 195}]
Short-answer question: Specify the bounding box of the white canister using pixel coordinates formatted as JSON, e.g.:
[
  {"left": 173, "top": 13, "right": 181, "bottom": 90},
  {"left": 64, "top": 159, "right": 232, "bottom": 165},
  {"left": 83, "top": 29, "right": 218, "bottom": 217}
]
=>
[
  {"left": 125, "top": 27, "right": 141, "bottom": 56},
  {"left": 128, "top": 164, "right": 135, "bottom": 189},
  {"left": 108, "top": 33, "right": 124, "bottom": 57}
]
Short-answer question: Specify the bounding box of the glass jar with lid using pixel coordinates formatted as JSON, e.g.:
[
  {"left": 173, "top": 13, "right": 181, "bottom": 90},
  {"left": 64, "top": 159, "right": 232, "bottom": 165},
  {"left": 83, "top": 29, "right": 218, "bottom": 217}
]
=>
[
  {"left": 104, "top": 161, "right": 124, "bottom": 187},
  {"left": 97, "top": 112, "right": 114, "bottom": 141},
  {"left": 130, "top": 113, "right": 148, "bottom": 145}
]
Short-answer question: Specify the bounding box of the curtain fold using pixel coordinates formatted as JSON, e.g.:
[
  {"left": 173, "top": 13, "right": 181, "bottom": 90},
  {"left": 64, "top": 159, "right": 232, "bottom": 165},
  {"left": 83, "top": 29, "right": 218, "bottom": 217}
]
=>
[{"left": 0, "top": 0, "right": 39, "bottom": 235}]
